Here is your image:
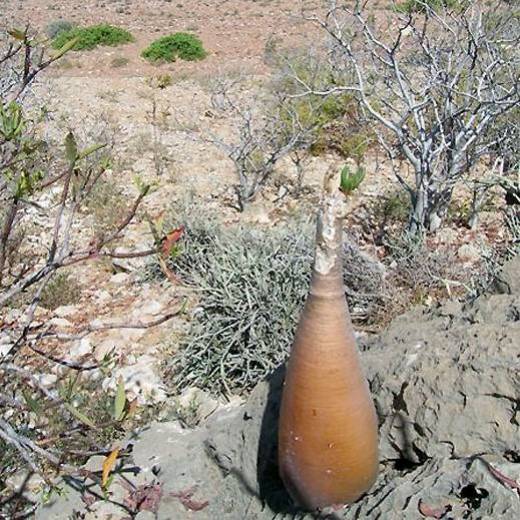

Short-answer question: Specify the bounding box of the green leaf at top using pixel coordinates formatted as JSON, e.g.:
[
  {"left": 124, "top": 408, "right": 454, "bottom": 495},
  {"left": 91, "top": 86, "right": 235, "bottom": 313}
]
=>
[
  {"left": 113, "top": 378, "right": 126, "bottom": 421},
  {"left": 340, "top": 164, "right": 366, "bottom": 195}
]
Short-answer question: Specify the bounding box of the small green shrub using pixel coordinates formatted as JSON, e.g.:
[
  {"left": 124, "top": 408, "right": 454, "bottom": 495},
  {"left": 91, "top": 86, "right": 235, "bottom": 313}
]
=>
[
  {"left": 382, "top": 190, "right": 411, "bottom": 223},
  {"left": 141, "top": 32, "right": 207, "bottom": 62},
  {"left": 45, "top": 19, "right": 75, "bottom": 39},
  {"left": 52, "top": 24, "right": 134, "bottom": 51},
  {"left": 40, "top": 272, "right": 82, "bottom": 310}
]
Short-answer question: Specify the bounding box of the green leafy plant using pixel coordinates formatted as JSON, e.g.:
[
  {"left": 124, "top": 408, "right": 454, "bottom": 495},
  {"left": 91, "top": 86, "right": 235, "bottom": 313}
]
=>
[
  {"left": 141, "top": 32, "right": 207, "bottom": 62},
  {"left": 52, "top": 24, "right": 134, "bottom": 51},
  {"left": 340, "top": 164, "right": 365, "bottom": 195},
  {"left": 0, "top": 102, "right": 24, "bottom": 140}
]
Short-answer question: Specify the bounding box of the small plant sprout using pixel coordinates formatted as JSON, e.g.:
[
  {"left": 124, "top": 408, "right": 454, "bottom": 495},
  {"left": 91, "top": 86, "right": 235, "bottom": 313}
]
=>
[{"left": 339, "top": 164, "right": 365, "bottom": 196}]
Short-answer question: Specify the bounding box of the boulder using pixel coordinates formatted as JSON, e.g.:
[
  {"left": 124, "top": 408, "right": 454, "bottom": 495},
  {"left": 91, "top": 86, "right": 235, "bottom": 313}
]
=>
[{"left": 36, "top": 258, "right": 520, "bottom": 519}]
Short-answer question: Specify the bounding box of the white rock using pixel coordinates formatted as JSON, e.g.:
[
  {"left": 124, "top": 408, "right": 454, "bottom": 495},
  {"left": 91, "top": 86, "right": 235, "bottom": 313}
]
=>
[
  {"left": 5, "top": 471, "right": 45, "bottom": 502},
  {"left": 178, "top": 386, "right": 219, "bottom": 421},
  {"left": 103, "top": 355, "right": 166, "bottom": 404},
  {"left": 48, "top": 317, "right": 73, "bottom": 328},
  {"left": 69, "top": 338, "right": 92, "bottom": 360},
  {"left": 457, "top": 243, "right": 481, "bottom": 262},
  {"left": 53, "top": 305, "right": 79, "bottom": 318},
  {"left": 34, "top": 373, "right": 58, "bottom": 387},
  {"left": 94, "top": 340, "right": 116, "bottom": 361},
  {"left": 94, "top": 290, "right": 112, "bottom": 304},
  {"left": 133, "top": 300, "right": 163, "bottom": 318},
  {"left": 0, "top": 333, "right": 13, "bottom": 357},
  {"left": 110, "top": 272, "right": 130, "bottom": 285}
]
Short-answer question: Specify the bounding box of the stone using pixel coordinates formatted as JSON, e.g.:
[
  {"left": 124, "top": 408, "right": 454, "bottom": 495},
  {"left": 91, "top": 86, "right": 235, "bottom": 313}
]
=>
[
  {"left": 5, "top": 471, "right": 45, "bottom": 502},
  {"left": 48, "top": 317, "right": 73, "bottom": 328},
  {"left": 34, "top": 373, "right": 58, "bottom": 387},
  {"left": 69, "top": 338, "right": 92, "bottom": 360},
  {"left": 133, "top": 300, "right": 163, "bottom": 318},
  {"left": 493, "top": 255, "right": 520, "bottom": 295},
  {"left": 102, "top": 355, "right": 166, "bottom": 404},
  {"left": 457, "top": 243, "right": 481, "bottom": 262},
  {"left": 0, "top": 332, "right": 13, "bottom": 357},
  {"left": 363, "top": 292, "right": 519, "bottom": 463},
  {"left": 53, "top": 305, "right": 79, "bottom": 318},
  {"left": 110, "top": 272, "right": 131, "bottom": 285},
  {"left": 177, "top": 386, "right": 220, "bottom": 424}
]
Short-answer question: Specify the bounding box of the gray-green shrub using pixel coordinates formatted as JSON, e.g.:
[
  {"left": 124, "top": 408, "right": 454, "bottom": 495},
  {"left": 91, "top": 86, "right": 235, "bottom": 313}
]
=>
[
  {"left": 160, "top": 211, "right": 386, "bottom": 396},
  {"left": 45, "top": 19, "right": 75, "bottom": 39}
]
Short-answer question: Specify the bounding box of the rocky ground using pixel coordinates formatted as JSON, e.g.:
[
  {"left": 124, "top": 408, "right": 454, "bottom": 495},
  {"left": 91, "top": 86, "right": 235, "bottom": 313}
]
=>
[
  {"left": 33, "top": 257, "right": 520, "bottom": 519},
  {"left": 1, "top": 1, "right": 518, "bottom": 518}
]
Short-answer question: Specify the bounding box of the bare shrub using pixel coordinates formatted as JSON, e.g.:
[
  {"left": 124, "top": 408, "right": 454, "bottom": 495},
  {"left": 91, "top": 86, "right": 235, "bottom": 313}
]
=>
[
  {"left": 298, "top": 0, "right": 520, "bottom": 235},
  {"left": 0, "top": 28, "right": 178, "bottom": 509}
]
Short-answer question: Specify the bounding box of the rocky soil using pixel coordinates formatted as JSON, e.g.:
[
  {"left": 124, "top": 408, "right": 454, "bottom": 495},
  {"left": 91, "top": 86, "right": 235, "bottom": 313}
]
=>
[{"left": 34, "top": 257, "right": 520, "bottom": 519}]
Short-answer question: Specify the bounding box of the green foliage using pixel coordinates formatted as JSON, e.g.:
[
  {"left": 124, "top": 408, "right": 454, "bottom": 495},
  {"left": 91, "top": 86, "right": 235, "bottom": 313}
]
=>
[
  {"left": 40, "top": 272, "right": 82, "bottom": 310},
  {"left": 52, "top": 24, "right": 134, "bottom": 51},
  {"left": 1, "top": 102, "right": 46, "bottom": 200},
  {"left": 0, "top": 102, "right": 24, "bottom": 141},
  {"left": 337, "top": 131, "right": 373, "bottom": 163},
  {"left": 340, "top": 164, "right": 365, "bottom": 195},
  {"left": 395, "top": 0, "right": 464, "bottom": 13},
  {"left": 382, "top": 190, "right": 411, "bottom": 223},
  {"left": 141, "top": 32, "right": 207, "bottom": 63},
  {"left": 45, "top": 19, "right": 74, "bottom": 39}
]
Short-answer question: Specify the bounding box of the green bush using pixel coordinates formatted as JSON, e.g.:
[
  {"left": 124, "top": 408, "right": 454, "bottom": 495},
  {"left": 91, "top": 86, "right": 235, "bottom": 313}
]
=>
[
  {"left": 45, "top": 19, "right": 75, "bottom": 39},
  {"left": 141, "top": 32, "right": 207, "bottom": 62},
  {"left": 52, "top": 24, "right": 134, "bottom": 51}
]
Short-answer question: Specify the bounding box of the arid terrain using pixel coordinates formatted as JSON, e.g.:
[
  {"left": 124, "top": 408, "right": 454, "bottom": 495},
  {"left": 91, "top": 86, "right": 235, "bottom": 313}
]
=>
[{"left": 1, "top": 0, "right": 518, "bottom": 518}]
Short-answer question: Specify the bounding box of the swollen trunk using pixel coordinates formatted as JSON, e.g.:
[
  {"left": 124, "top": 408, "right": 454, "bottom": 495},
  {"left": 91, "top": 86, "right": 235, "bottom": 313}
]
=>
[{"left": 278, "top": 179, "right": 379, "bottom": 510}]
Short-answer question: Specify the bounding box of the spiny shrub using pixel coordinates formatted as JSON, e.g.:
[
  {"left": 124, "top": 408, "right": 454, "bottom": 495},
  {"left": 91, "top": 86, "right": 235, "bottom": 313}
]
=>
[
  {"left": 141, "top": 32, "right": 207, "bottom": 62},
  {"left": 45, "top": 19, "right": 75, "bottom": 39},
  {"left": 159, "top": 211, "right": 386, "bottom": 396},
  {"left": 52, "top": 24, "right": 134, "bottom": 51}
]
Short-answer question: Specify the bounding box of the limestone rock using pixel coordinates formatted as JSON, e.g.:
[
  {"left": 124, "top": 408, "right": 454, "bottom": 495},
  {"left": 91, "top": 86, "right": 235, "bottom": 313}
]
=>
[{"left": 35, "top": 259, "right": 520, "bottom": 519}]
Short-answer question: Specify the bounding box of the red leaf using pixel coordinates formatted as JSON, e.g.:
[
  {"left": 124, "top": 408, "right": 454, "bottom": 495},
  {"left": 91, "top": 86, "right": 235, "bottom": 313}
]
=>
[
  {"left": 487, "top": 463, "right": 520, "bottom": 493},
  {"left": 124, "top": 483, "right": 162, "bottom": 513},
  {"left": 418, "top": 500, "right": 450, "bottom": 518},
  {"left": 170, "top": 485, "right": 209, "bottom": 512},
  {"left": 161, "top": 226, "right": 184, "bottom": 257}
]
